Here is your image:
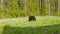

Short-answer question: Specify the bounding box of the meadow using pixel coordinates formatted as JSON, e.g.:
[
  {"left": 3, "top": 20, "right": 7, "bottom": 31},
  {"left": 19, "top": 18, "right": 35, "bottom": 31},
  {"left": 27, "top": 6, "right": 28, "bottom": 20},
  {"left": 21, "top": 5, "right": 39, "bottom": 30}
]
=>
[{"left": 0, "top": 16, "right": 60, "bottom": 34}]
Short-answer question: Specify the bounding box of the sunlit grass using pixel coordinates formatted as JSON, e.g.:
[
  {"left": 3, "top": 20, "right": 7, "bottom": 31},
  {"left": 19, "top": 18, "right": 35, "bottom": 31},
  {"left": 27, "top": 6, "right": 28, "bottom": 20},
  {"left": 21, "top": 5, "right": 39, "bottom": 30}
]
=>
[
  {"left": 0, "top": 16, "right": 60, "bottom": 27},
  {"left": 0, "top": 16, "right": 60, "bottom": 34}
]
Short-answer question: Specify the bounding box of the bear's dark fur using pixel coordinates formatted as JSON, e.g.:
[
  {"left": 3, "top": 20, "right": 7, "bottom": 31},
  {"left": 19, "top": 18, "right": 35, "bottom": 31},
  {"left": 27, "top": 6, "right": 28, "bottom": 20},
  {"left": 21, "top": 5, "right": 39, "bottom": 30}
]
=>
[{"left": 29, "top": 16, "right": 36, "bottom": 21}]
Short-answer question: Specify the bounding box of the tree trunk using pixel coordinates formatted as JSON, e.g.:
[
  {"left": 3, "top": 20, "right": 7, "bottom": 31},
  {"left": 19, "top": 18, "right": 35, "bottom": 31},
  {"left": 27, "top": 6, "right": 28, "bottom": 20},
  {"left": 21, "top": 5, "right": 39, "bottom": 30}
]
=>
[
  {"left": 1, "top": 0, "right": 3, "bottom": 10},
  {"left": 47, "top": 0, "right": 51, "bottom": 15}
]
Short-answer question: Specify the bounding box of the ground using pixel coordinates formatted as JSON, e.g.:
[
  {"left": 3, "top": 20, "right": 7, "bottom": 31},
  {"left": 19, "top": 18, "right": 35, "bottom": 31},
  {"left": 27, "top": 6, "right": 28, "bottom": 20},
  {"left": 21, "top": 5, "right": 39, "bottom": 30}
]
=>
[{"left": 0, "top": 16, "right": 60, "bottom": 34}]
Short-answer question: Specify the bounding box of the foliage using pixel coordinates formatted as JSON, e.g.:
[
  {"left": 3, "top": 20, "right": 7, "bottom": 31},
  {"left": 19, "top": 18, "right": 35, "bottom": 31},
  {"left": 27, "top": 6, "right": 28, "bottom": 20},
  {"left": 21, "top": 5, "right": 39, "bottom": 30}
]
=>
[{"left": 0, "top": 0, "right": 60, "bottom": 18}]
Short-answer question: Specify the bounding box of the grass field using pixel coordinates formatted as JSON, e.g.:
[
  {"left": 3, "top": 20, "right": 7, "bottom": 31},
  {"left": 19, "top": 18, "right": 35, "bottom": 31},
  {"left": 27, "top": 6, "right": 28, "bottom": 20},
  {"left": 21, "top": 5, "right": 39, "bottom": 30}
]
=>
[{"left": 0, "top": 16, "right": 60, "bottom": 34}]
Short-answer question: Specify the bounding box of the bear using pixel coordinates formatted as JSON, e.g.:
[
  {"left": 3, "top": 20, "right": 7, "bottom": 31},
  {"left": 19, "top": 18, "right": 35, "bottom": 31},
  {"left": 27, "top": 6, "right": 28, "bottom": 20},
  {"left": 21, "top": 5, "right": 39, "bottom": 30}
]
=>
[{"left": 29, "top": 16, "right": 36, "bottom": 21}]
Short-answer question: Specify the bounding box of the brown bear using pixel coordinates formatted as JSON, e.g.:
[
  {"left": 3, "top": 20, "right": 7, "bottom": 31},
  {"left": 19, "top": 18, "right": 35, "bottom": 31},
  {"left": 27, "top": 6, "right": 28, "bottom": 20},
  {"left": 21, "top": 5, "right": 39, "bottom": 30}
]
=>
[{"left": 29, "top": 16, "right": 36, "bottom": 21}]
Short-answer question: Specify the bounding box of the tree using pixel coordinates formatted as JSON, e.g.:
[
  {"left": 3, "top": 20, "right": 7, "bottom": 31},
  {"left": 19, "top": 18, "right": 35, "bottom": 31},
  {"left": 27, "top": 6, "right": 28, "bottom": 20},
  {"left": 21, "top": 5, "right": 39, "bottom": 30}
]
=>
[
  {"left": 18, "top": 0, "right": 26, "bottom": 11},
  {"left": 38, "top": 0, "right": 44, "bottom": 15},
  {"left": 0, "top": 0, "right": 3, "bottom": 10},
  {"left": 47, "top": 0, "right": 51, "bottom": 15}
]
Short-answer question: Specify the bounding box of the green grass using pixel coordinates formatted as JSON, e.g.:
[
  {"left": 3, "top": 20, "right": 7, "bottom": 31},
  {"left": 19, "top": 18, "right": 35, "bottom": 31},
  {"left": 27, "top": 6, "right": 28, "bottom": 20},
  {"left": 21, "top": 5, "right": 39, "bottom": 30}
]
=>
[{"left": 0, "top": 16, "right": 60, "bottom": 34}]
